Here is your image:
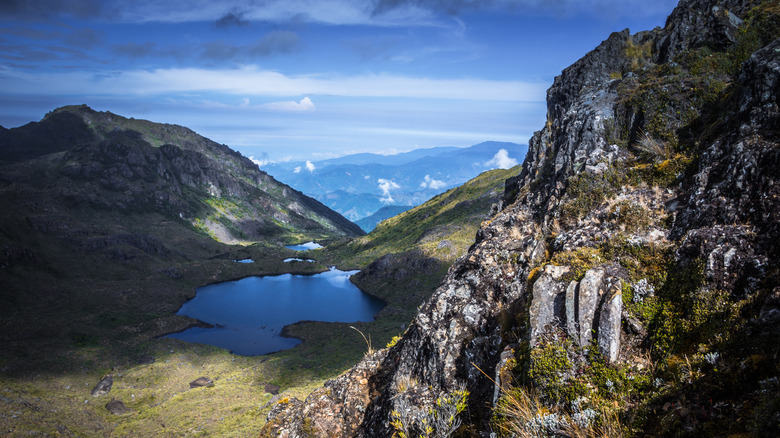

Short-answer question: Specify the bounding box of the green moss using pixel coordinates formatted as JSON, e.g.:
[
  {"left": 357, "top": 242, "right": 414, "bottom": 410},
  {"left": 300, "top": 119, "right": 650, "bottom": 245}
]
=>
[
  {"left": 648, "top": 258, "right": 713, "bottom": 360},
  {"left": 721, "top": 2, "right": 780, "bottom": 76},
  {"left": 608, "top": 200, "right": 650, "bottom": 231},
  {"left": 560, "top": 165, "right": 626, "bottom": 223},
  {"left": 600, "top": 236, "right": 671, "bottom": 284},
  {"left": 550, "top": 247, "right": 604, "bottom": 282},
  {"left": 524, "top": 335, "right": 587, "bottom": 405}
]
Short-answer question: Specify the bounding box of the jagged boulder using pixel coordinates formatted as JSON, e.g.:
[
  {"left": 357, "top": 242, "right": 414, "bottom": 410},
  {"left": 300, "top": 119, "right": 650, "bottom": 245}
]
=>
[
  {"left": 262, "top": 350, "right": 389, "bottom": 437},
  {"left": 529, "top": 264, "right": 570, "bottom": 346},
  {"left": 91, "top": 375, "right": 112, "bottom": 397}
]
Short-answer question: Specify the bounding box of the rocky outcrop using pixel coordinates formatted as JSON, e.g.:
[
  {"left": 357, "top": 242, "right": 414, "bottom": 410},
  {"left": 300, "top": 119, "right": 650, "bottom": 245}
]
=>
[
  {"left": 263, "top": 350, "right": 389, "bottom": 437},
  {"left": 262, "top": 1, "right": 779, "bottom": 436},
  {"left": 655, "top": 0, "right": 753, "bottom": 62}
]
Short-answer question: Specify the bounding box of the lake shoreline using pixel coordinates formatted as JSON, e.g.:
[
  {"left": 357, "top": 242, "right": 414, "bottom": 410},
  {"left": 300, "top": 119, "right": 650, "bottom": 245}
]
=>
[{"left": 164, "top": 267, "right": 385, "bottom": 356}]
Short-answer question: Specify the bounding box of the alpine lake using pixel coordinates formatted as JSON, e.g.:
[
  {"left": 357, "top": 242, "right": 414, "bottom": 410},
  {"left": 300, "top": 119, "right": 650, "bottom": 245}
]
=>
[{"left": 167, "top": 243, "right": 384, "bottom": 355}]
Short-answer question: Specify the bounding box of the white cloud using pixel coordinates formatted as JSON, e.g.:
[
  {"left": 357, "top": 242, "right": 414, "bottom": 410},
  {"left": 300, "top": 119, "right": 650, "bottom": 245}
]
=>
[
  {"left": 304, "top": 160, "right": 316, "bottom": 172},
  {"left": 485, "top": 148, "right": 518, "bottom": 169},
  {"left": 420, "top": 174, "right": 446, "bottom": 190},
  {"left": 262, "top": 97, "right": 316, "bottom": 112},
  {"left": 0, "top": 66, "right": 546, "bottom": 103},
  {"left": 249, "top": 155, "right": 271, "bottom": 167},
  {"left": 293, "top": 166, "right": 302, "bottom": 173},
  {"left": 378, "top": 178, "right": 400, "bottom": 203}
]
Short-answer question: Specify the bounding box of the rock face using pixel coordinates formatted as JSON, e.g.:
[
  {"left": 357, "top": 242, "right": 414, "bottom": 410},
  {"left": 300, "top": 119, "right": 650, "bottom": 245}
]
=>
[{"left": 262, "top": 0, "right": 779, "bottom": 436}]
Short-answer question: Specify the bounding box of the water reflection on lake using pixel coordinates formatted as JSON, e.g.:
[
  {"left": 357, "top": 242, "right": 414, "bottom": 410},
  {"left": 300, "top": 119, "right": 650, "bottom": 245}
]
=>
[
  {"left": 168, "top": 268, "right": 384, "bottom": 356},
  {"left": 285, "top": 241, "right": 323, "bottom": 251}
]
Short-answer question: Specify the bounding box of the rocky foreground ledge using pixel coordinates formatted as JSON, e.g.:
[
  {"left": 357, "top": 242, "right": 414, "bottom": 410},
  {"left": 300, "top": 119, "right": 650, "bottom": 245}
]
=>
[{"left": 261, "top": 0, "right": 780, "bottom": 436}]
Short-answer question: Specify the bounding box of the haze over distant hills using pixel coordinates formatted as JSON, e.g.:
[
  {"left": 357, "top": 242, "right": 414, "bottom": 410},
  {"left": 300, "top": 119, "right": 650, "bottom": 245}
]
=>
[{"left": 260, "top": 141, "right": 528, "bottom": 223}]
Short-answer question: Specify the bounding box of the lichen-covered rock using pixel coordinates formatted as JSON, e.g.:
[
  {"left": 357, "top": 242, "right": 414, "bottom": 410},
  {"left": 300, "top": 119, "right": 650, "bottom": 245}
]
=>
[
  {"left": 529, "top": 264, "right": 570, "bottom": 346},
  {"left": 576, "top": 267, "right": 606, "bottom": 347},
  {"left": 90, "top": 375, "right": 112, "bottom": 397},
  {"left": 262, "top": 350, "right": 388, "bottom": 437},
  {"left": 655, "top": 0, "right": 752, "bottom": 62},
  {"left": 597, "top": 280, "right": 623, "bottom": 363}
]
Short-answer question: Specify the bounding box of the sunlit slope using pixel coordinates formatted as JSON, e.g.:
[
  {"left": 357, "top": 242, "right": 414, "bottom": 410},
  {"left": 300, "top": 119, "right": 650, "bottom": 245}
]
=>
[{"left": 325, "top": 164, "right": 521, "bottom": 267}]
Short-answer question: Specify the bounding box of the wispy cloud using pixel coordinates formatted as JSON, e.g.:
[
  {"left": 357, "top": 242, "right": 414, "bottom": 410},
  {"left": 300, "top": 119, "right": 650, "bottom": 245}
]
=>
[
  {"left": 292, "top": 160, "right": 316, "bottom": 173},
  {"left": 0, "top": 0, "right": 105, "bottom": 20},
  {"left": 0, "top": 66, "right": 546, "bottom": 102},
  {"left": 115, "top": 42, "right": 156, "bottom": 58},
  {"left": 249, "top": 155, "right": 271, "bottom": 167}
]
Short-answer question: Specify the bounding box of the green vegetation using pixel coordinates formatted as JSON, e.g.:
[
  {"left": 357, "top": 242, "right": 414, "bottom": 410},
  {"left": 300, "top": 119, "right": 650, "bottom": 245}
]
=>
[
  {"left": 560, "top": 165, "right": 626, "bottom": 223},
  {"left": 494, "top": 336, "right": 648, "bottom": 437},
  {"left": 624, "top": 38, "right": 653, "bottom": 72}
]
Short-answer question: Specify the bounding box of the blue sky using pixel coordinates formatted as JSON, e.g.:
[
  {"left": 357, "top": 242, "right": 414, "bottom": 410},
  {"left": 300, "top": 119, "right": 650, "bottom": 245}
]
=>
[{"left": 0, "top": 0, "right": 679, "bottom": 163}]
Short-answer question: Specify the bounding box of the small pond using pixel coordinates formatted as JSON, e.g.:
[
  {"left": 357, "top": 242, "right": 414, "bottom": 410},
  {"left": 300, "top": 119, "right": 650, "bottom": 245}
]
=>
[
  {"left": 168, "top": 268, "right": 384, "bottom": 356},
  {"left": 286, "top": 241, "right": 323, "bottom": 251}
]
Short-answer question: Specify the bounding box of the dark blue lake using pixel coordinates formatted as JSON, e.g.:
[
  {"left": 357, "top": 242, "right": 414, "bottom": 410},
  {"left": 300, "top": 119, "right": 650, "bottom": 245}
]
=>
[{"left": 168, "top": 268, "right": 384, "bottom": 356}]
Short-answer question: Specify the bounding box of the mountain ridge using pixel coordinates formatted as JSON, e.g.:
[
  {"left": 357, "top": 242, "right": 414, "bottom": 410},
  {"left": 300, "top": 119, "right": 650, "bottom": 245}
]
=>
[{"left": 0, "top": 104, "right": 364, "bottom": 242}]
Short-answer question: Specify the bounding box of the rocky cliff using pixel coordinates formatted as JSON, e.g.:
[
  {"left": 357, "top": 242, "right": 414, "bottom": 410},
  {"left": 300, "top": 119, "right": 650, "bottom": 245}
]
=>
[{"left": 262, "top": 0, "right": 779, "bottom": 436}]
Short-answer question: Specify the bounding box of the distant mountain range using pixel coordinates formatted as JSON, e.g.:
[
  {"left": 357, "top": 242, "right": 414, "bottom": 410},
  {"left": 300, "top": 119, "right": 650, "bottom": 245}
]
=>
[{"left": 261, "top": 141, "right": 528, "bottom": 224}]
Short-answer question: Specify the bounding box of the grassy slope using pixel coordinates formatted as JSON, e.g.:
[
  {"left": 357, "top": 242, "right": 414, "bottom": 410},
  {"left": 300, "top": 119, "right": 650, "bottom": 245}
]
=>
[{"left": 325, "top": 164, "right": 521, "bottom": 267}]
